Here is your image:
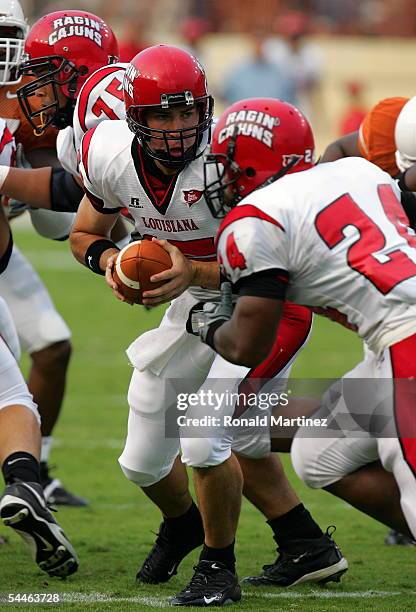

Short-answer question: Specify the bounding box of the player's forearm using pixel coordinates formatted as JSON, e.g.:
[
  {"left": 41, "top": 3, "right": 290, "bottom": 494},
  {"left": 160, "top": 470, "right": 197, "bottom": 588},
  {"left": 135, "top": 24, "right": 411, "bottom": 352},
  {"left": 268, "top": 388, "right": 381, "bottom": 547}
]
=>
[
  {"left": 213, "top": 318, "right": 272, "bottom": 367},
  {"left": 320, "top": 132, "right": 360, "bottom": 163},
  {"left": 1, "top": 167, "right": 52, "bottom": 208},
  {"left": 190, "top": 260, "right": 221, "bottom": 289},
  {"left": 70, "top": 228, "right": 118, "bottom": 271}
]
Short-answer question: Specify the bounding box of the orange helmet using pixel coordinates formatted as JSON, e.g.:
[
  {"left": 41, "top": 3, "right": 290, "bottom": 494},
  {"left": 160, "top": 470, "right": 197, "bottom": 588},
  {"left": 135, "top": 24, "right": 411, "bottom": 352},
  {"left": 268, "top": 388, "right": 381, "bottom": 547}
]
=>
[{"left": 358, "top": 97, "right": 409, "bottom": 176}]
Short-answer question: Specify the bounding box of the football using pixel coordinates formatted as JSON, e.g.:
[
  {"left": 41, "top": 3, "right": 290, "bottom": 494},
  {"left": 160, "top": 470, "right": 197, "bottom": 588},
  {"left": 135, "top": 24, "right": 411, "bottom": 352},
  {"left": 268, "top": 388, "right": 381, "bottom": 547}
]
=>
[{"left": 113, "top": 240, "right": 172, "bottom": 304}]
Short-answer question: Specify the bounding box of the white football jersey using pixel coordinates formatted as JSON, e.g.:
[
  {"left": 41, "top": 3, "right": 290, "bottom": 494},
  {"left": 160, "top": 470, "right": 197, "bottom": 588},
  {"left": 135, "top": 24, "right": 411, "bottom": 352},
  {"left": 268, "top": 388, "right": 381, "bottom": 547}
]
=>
[
  {"left": 217, "top": 157, "right": 416, "bottom": 354},
  {"left": 0, "top": 116, "right": 15, "bottom": 166},
  {"left": 78, "top": 119, "right": 221, "bottom": 299},
  {"left": 57, "top": 63, "right": 127, "bottom": 176}
]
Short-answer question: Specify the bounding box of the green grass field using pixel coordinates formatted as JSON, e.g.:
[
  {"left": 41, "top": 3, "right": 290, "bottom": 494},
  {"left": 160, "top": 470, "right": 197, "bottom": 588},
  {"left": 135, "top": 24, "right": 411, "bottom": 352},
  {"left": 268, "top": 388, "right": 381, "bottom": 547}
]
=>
[{"left": 0, "top": 224, "right": 414, "bottom": 611}]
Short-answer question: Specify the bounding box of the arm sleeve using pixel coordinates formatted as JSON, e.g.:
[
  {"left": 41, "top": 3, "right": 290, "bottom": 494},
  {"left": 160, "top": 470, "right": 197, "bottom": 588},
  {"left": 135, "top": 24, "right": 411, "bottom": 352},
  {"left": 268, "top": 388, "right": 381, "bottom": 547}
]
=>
[
  {"left": 50, "top": 168, "right": 84, "bottom": 212},
  {"left": 233, "top": 268, "right": 288, "bottom": 299}
]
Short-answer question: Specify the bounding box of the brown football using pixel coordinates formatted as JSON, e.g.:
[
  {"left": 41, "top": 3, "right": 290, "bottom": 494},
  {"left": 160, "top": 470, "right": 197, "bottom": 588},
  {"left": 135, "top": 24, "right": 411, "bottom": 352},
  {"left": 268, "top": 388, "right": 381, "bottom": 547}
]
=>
[{"left": 112, "top": 240, "right": 172, "bottom": 304}]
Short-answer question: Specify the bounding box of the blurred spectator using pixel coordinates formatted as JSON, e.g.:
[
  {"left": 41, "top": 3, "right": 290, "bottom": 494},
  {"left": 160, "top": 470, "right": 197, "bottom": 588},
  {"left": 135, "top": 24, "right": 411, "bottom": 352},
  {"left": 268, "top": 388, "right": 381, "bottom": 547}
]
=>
[
  {"left": 179, "top": 16, "right": 210, "bottom": 60},
  {"left": 338, "top": 81, "right": 368, "bottom": 136},
  {"left": 221, "top": 31, "right": 296, "bottom": 106},
  {"left": 118, "top": 17, "right": 148, "bottom": 63},
  {"left": 262, "top": 11, "right": 323, "bottom": 120}
]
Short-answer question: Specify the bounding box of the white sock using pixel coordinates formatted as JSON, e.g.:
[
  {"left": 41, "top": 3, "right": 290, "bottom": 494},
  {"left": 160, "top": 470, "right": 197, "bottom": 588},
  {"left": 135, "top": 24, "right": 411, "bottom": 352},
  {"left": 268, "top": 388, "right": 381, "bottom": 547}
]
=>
[{"left": 40, "top": 436, "right": 53, "bottom": 463}]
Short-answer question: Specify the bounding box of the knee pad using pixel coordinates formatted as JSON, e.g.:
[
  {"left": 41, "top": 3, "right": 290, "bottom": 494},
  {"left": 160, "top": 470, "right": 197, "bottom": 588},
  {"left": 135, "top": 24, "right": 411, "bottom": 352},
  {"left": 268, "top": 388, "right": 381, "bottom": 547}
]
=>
[
  {"left": 291, "top": 435, "right": 326, "bottom": 489},
  {"left": 118, "top": 459, "right": 173, "bottom": 488},
  {"left": 180, "top": 436, "right": 232, "bottom": 468},
  {"left": 231, "top": 432, "right": 271, "bottom": 459},
  {"left": 119, "top": 406, "right": 180, "bottom": 486}
]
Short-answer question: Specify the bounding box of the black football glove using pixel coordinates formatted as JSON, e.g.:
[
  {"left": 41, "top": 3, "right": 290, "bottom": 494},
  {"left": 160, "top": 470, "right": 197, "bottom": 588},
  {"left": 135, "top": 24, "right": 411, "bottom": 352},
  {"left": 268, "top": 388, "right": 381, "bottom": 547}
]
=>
[{"left": 186, "top": 282, "right": 234, "bottom": 349}]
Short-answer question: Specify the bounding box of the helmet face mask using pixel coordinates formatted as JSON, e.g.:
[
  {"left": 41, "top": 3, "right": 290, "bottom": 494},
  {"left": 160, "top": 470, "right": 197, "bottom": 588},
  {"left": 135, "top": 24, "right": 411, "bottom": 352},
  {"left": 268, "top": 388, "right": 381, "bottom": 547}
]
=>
[
  {"left": 16, "top": 10, "right": 119, "bottom": 134},
  {"left": 0, "top": 0, "right": 28, "bottom": 85},
  {"left": 205, "top": 98, "right": 315, "bottom": 218},
  {"left": 204, "top": 130, "right": 244, "bottom": 218},
  {"left": 17, "top": 55, "right": 79, "bottom": 133},
  {"left": 124, "top": 45, "right": 214, "bottom": 168},
  {"left": 127, "top": 96, "right": 213, "bottom": 168}
]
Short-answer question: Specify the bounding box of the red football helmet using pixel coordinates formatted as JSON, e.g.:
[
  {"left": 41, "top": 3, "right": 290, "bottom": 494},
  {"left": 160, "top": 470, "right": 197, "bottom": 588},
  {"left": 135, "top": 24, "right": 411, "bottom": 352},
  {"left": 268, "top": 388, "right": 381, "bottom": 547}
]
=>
[
  {"left": 123, "top": 44, "right": 213, "bottom": 167},
  {"left": 204, "top": 98, "right": 315, "bottom": 218},
  {"left": 17, "top": 10, "right": 119, "bottom": 134}
]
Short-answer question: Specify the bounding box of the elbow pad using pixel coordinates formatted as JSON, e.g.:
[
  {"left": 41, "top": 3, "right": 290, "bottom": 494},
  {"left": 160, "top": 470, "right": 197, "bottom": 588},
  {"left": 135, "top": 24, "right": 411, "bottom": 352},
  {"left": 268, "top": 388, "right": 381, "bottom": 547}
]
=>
[{"left": 50, "top": 168, "right": 84, "bottom": 213}]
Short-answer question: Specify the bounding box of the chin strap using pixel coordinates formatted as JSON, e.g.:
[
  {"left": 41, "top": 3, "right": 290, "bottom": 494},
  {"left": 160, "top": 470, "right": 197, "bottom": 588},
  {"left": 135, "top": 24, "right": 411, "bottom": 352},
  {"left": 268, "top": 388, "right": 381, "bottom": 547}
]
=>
[{"left": 52, "top": 98, "right": 76, "bottom": 130}]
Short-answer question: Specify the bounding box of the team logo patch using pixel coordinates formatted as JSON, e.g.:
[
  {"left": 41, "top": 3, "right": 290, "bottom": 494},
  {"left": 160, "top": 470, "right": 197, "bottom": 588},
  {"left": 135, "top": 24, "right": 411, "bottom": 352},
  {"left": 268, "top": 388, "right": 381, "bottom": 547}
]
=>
[
  {"left": 49, "top": 16, "right": 103, "bottom": 46},
  {"left": 218, "top": 110, "right": 280, "bottom": 148},
  {"left": 183, "top": 189, "right": 203, "bottom": 206},
  {"left": 282, "top": 154, "right": 303, "bottom": 167}
]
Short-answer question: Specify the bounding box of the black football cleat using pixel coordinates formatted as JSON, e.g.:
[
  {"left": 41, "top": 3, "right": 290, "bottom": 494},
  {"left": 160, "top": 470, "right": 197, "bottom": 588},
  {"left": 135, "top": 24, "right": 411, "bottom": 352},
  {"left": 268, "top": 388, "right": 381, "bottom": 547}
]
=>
[
  {"left": 136, "top": 519, "right": 204, "bottom": 584},
  {"left": 40, "top": 463, "right": 88, "bottom": 507},
  {"left": 42, "top": 478, "right": 88, "bottom": 507},
  {"left": 0, "top": 481, "right": 79, "bottom": 578},
  {"left": 242, "top": 526, "right": 348, "bottom": 587},
  {"left": 384, "top": 529, "right": 416, "bottom": 546},
  {"left": 171, "top": 560, "right": 241, "bottom": 607}
]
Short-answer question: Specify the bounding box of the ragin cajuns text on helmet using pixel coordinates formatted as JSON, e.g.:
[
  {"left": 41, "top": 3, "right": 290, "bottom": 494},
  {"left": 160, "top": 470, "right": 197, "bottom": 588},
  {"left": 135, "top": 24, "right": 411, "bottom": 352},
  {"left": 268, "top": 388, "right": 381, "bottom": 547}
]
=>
[
  {"left": 17, "top": 10, "right": 119, "bottom": 134},
  {"left": 204, "top": 98, "right": 315, "bottom": 218}
]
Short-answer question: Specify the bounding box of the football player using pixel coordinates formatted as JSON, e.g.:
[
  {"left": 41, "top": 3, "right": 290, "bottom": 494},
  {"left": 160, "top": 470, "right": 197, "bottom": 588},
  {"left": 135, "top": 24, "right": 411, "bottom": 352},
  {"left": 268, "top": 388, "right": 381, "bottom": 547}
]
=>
[
  {"left": 0, "top": 201, "right": 78, "bottom": 577},
  {"left": 322, "top": 96, "right": 416, "bottom": 228},
  {"left": 321, "top": 95, "right": 416, "bottom": 546},
  {"left": 70, "top": 46, "right": 347, "bottom": 606},
  {"left": 191, "top": 97, "right": 416, "bottom": 550},
  {"left": 0, "top": 8, "right": 123, "bottom": 506}
]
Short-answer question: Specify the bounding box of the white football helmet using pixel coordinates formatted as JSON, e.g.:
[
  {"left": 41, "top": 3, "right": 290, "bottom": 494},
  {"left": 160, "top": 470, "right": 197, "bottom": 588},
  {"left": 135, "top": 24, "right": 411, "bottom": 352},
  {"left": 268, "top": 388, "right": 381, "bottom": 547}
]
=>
[
  {"left": 0, "top": 0, "right": 28, "bottom": 85},
  {"left": 395, "top": 96, "right": 416, "bottom": 173}
]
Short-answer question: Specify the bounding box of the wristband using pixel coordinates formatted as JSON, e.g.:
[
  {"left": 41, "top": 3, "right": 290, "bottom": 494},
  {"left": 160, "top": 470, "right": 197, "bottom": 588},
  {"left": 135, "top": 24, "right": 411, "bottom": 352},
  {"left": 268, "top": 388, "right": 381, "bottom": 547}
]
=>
[
  {"left": 0, "top": 165, "right": 10, "bottom": 191},
  {"left": 85, "top": 239, "right": 118, "bottom": 275}
]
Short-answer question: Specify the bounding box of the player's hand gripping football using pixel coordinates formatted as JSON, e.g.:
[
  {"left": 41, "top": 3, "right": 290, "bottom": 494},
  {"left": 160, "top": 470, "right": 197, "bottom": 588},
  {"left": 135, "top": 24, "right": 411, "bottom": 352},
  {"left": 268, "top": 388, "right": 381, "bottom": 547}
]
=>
[
  {"left": 141, "top": 238, "right": 195, "bottom": 306},
  {"left": 105, "top": 251, "right": 134, "bottom": 304},
  {"left": 186, "top": 282, "right": 233, "bottom": 346}
]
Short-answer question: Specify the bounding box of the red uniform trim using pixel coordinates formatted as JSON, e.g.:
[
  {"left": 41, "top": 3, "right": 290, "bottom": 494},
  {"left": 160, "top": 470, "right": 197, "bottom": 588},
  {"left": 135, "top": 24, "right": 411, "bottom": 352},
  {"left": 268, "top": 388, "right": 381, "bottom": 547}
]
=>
[
  {"left": 389, "top": 334, "right": 416, "bottom": 477},
  {"left": 215, "top": 204, "right": 285, "bottom": 249},
  {"left": 143, "top": 234, "right": 216, "bottom": 260},
  {"left": 0, "top": 124, "right": 13, "bottom": 156},
  {"left": 77, "top": 66, "right": 122, "bottom": 133},
  {"left": 233, "top": 303, "right": 313, "bottom": 418},
  {"left": 80, "top": 126, "right": 98, "bottom": 184}
]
